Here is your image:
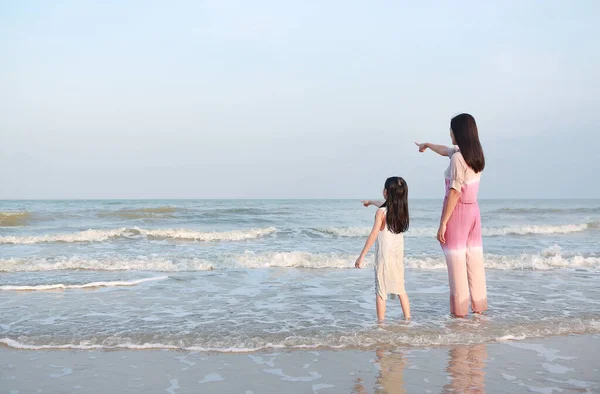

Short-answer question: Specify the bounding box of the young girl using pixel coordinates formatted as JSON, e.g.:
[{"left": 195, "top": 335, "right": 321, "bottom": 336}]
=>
[{"left": 356, "top": 177, "right": 411, "bottom": 321}]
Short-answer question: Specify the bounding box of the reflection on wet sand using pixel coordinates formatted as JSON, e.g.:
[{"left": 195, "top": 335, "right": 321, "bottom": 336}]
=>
[
  {"left": 443, "top": 344, "right": 487, "bottom": 393},
  {"left": 352, "top": 343, "right": 486, "bottom": 393},
  {"left": 352, "top": 348, "right": 407, "bottom": 394},
  {"left": 375, "top": 348, "right": 407, "bottom": 394}
]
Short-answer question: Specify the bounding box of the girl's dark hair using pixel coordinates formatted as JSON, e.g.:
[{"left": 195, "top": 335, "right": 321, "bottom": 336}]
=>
[
  {"left": 381, "top": 177, "right": 409, "bottom": 234},
  {"left": 451, "top": 113, "right": 485, "bottom": 173}
]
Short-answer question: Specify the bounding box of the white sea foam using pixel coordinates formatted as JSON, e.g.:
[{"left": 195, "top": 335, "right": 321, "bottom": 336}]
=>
[
  {"left": 235, "top": 251, "right": 353, "bottom": 269},
  {"left": 316, "top": 222, "right": 595, "bottom": 238},
  {"left": 0, "top": 222, "right": 592, "bottom": 245},
  {"left": 482, "top": 249, "right": 600, "bottom": 271},
  {"left": 0, "top": 253, "right": 350, "bottom": 272},
  {"left": 494, "top": 207, "right": 600, "bottom": 214},
  {"left": 0, "top": 256, "right": 216, "bottom": 272},
  {"left": 0, "top": 227, "right": 277, "bottom": 244},
  {"left": 0, "top": 338, "right": 178, "bottom": 351},
  {"left": 0, "top": 276, "right": 168, "bottom": 291},
  {"left": 482, "top": 223, "right": 591, "bottom": 236},
  {"left": 136, "top": 227, "right": 276, "bottom": 241},
  {"left": 0, "top": 228, "right": 130, "bottom": 244},
  {"left": 406, "top": 250, "right": 600, "bottom": 271},
  {"left": 314, "top": 227, "right": 372, "bottom": 237},
  {"left": 1, "top": 317, "right": 598, "bottom": 351},
  {"left": 1, "top": 249, "right": 598, "bottom": 272},
  {"left": 496, "top": 335, "right": 527, "bottom": 342}
]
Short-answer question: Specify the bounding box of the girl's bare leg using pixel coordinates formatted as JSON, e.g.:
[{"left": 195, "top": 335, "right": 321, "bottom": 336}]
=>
[
  {"left": 376, "top": 294, "right": 386, "bottom": 321},
  {"left": 399, "top": 293, "right": 411, "bottom": 320}
]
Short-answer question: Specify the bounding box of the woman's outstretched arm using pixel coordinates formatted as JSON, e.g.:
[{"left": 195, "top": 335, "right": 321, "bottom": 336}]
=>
[
  {"left": 415, "top": 142, "right": 452, "bottom": 157},
  {"left": 355, "top": 209, "right": 385, "bottom": 268}
]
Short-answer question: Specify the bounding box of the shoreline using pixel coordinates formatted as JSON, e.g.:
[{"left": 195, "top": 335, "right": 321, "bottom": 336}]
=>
[
  {"left": 1, "top": 329, "right": 598, "bottom": 354},
  {"left": 1, "top": 334, "right": 598, "bottom": 393}
]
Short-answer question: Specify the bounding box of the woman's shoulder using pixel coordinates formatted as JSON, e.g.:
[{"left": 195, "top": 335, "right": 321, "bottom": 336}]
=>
[
  {"left": 448, "top": 145, "right": 459, "bottom": 157},
  {"left": 450, "top": 150, "right": 467, "bottom": 167},
  {"left": 450, "top": 150, "right": 482, "bottom": 175}
]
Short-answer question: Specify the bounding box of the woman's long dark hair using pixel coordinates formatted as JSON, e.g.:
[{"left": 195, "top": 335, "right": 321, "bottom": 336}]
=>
[
  {"left": 451, "top": 113, "right": 485, "bottom": 173},
  {"left": 380, "top": 177, "right": 409, "bottom": 234}
]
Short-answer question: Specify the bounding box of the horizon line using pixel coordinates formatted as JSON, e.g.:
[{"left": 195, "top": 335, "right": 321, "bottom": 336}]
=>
[{"left": 1, "top": 197, "right": 599, "bottom": 201}]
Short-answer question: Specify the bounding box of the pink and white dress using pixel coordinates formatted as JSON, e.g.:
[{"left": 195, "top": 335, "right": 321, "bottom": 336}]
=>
[{"left": 441, "top": 147, "right": 488, "bottom": 316}]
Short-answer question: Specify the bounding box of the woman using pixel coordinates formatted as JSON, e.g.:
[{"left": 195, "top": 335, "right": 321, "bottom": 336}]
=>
[{"left": 415, "top": 113, "right": 487, "bottom": 317}]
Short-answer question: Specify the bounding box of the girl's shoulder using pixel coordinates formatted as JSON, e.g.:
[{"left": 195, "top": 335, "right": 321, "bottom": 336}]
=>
[{"left": 375, "top": 207, "right": 387, "bottom": 221}]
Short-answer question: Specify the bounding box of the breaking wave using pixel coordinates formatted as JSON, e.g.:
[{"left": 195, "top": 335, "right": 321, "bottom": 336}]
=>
[
  {"left": 1, "top": 317, "right": 598, "bottom": 352},
  {"left": 1, "top": 248, "right": 598, "bottom": 272},
  {"left": 99, "top": 206, "right": 182, "bottom": 219},
  {"left": 315, "top": 222, "right": 597, "bottom": 238},
  {"left": 0, "top": 227, "right": 277, "bottom": 244},
  {"left": 0, "top": 276, "right": 168, "bottom": 291},
  {"left": 493, "top": 207, "right": 600, "bottom": 214},
  {"left": 0, "top": 212, "right": 32, "bottom": 227}
]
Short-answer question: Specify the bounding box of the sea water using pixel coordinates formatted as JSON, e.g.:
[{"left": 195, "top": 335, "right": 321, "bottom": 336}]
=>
[{"left": 1, "top": 199, "right": 599, "bottom": 351}]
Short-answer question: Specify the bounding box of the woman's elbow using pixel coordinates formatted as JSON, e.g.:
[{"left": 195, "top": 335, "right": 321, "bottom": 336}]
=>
[
  {"left": 449, "top": 188, "right": 461, "bottom": 197},
  {"left": 448, "top": 188, "right": 461, "bottom": 202}
]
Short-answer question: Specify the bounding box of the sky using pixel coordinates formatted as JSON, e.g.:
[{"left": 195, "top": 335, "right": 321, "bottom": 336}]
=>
[{"left": 1, "top": 1, "right": 599, "bottom": 199}]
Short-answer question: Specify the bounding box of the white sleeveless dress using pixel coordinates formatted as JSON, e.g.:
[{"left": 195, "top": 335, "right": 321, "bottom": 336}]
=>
[{"left": 374, "top": 207, "right": 406, "bottom": 299}]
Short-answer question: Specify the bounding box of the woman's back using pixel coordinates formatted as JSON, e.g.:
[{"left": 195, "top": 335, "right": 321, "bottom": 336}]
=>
[{"left": 445, "top": 149, "right": 481, "bottom": 204}]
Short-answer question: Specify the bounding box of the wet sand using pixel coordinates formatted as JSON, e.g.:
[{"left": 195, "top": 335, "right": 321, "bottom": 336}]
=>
[{"left": 1, "top": 334, "right": 598, "bottom": 393}]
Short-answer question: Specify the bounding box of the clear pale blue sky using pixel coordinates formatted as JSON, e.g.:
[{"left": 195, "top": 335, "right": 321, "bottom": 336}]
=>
[{"left": 1, "top": 1, "right": 598, "bottom": 199}]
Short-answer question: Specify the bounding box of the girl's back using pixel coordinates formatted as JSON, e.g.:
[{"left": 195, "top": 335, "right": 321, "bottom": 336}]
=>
[
  {"left": 375, "top": 207, "right": 406, "bottom": 301},
  {"left": 376, "top": 207, "right": 405, "bottom": 254}
]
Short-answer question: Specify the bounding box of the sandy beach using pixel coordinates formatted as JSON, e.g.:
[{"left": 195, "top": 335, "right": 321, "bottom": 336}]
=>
[{"left": 2, "top": 334, "right": 598, "bottom": 393}]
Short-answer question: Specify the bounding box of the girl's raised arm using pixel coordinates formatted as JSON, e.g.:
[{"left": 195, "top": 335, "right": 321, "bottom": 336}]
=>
[
  {"left": 355, "top": 209, "right": 385, "bottom": 269},
  {"left": 415, "top": 142, "right": 452, "bottom": 157},
  {"left": 362, "top": 200, "right": 384, "bottom": 208}
]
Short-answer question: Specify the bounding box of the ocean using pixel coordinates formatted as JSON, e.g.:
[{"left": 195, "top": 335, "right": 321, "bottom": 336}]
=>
[{"left": 1, "top": 199, "right": 599, "bottom": 352}]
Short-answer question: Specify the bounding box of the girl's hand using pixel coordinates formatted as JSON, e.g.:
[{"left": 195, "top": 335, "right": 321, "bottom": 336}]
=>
[
  {"left": 437, "top": 223, "right": 447, "bottom": 244},
  {"left": 415, "top": 142, "right": 428, "bottom": 152},
  {"left": 361, "top": 200, "right": 371, "bottom": 207},
  {"left": 355, "top": 258, "right": 364, "bottom": 269}
]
